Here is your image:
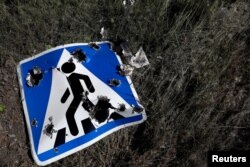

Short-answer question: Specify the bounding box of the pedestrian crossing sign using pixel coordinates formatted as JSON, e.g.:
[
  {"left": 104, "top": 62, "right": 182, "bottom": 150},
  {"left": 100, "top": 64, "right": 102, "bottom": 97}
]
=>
[{"left": 17, "top": 42, "right": 147, "bottom": 166}]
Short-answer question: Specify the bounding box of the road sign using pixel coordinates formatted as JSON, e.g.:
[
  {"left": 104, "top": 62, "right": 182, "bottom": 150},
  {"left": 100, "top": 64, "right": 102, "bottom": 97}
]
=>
[{"left": 17, "top": 42, "right": 147, "bottom": 166}]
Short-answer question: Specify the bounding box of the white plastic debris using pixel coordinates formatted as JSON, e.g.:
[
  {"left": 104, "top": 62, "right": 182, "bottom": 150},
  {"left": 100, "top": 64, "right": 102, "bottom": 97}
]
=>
[
  {"left": 123, "top": 0, "right": 126, "bottom": 6},
  {"left": 100, "top": 27, "right": 108, "bottom": 39},
  {"left": 119, "top": 64, "right": 134, "bottom": 76},
  {"left": 123, "top": 0, "right": 135, "bottom": 6},
  {"left": 130, "top": 46, "right": 149, "bottom": 68}
]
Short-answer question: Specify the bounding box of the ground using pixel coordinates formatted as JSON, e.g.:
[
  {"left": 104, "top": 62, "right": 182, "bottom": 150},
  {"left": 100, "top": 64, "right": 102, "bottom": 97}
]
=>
[{"left": 0, "top": 0, "right": 249, "bottom": 166}]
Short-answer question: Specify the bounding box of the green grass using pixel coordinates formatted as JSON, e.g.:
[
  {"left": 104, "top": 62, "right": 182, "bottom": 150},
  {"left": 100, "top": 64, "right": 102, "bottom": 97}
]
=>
[
  {"left": 0, "top": 0, "right": 249, "bottom": 166},
  {"left": 0, "top": 104, "right": 5, "bottom": 113}
]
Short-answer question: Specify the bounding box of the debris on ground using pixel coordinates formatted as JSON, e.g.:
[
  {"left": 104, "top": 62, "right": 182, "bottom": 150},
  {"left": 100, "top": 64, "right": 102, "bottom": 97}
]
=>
[
  {"left": 123, "top": 0, "right": 135, "bottom": 7},
  {"left": 118, "top": 64, "right": 134, "bottom": 76},
  {"left": 8, "top": 134, "right": 16, "bottom": 138},
  {"left": 100, "top": 27, "right": 108, "bottom": 39},
  {"left": 130, "top": 46, "right": 149, "bottom": 68},
  {"left": 108, "top": 39, "right": 150, "bottom": 69}
]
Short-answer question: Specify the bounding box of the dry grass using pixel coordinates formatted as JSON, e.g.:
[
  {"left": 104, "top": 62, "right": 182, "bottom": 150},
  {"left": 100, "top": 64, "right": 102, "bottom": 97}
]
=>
[{"left": 0, "top": 0, "right": 249, "bottom": 166}]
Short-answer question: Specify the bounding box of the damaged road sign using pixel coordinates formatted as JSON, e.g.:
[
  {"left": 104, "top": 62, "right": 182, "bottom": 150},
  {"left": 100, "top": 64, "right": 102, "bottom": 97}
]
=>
[{"left": 17, "top": 42, "right": 147, "bottom": 166}]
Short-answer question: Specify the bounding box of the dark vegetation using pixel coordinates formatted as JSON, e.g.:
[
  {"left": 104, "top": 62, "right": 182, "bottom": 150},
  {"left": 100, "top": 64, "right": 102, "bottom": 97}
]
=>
[{"left": 0, "top": 0, "right": 249, "bottom": 166}]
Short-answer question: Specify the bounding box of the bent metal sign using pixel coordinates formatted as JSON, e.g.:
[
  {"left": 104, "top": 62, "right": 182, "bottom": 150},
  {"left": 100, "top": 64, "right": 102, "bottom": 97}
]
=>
[{"left": 17, "top": 42, "right": 147, "bottom": 166}]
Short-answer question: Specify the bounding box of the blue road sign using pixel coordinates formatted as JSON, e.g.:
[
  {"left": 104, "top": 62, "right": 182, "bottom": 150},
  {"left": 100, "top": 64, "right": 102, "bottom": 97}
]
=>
[{"left": 17, "top": 42, "right": 147, "bottom": 166}]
